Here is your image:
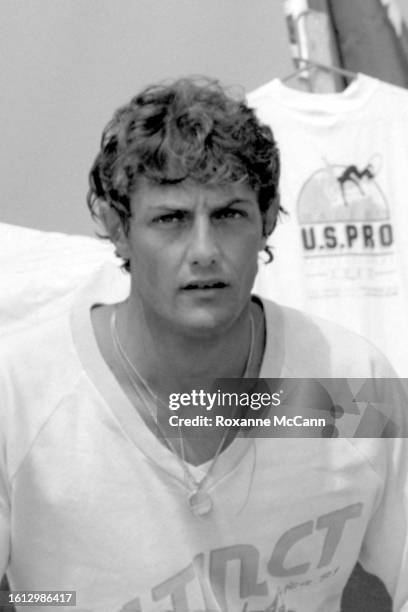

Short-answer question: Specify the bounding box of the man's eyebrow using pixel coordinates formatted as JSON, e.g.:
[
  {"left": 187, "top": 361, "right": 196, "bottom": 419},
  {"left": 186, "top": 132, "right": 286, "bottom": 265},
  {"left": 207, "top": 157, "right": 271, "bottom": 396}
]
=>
[
  {"left": 149, "top": 198, "right": 254, "bottom": 213},
  {"left": 213, "top": 197, "right": 255, "bottom": 209},
  {"left": 150, "top": 205, "right": 190, "bottom": 213}
]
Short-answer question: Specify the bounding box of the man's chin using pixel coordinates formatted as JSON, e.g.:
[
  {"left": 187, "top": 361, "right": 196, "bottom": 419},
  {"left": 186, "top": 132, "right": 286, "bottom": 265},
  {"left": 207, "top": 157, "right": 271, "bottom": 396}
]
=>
[{"left": 176, "top": 307, "right": 234, "bottom": 338}]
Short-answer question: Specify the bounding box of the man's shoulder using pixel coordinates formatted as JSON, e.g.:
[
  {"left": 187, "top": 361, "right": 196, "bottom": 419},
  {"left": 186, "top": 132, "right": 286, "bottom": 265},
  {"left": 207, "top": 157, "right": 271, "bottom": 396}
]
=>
[
  {"left": 0, "top": 311, "right": 86, "bottom": 478},
  {"left": 0, "top": 309, "right": 84, "bottom": 429},
  {"left": 260, "top": 298, "right": 395, "bottom": 378},
  {"left": 260, "top": 298, "right": 407, "bottom": 439}
]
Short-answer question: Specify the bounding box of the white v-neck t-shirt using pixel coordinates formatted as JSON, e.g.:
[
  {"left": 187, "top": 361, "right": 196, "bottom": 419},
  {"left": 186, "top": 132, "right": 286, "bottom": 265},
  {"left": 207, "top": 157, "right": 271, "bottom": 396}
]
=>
[{"left": 0, "top": 264, "right": 407, "bottom": 612}]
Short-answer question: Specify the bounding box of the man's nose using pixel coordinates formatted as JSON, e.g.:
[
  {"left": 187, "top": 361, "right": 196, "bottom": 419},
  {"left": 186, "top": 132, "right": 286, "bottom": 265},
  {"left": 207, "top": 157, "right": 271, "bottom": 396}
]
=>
[{"left": 187, "top": 217, "right": 220, "bottom": 267}]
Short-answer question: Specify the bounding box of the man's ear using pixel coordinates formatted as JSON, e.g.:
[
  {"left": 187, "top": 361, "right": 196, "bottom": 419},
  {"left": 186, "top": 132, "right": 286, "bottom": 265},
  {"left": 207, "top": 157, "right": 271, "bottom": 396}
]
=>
[
  {"left": 260, "top": 194, "right": 280, "bottom": 249},
  {"left": 96, "top": 201, "right": 131, "bottom": 260}
]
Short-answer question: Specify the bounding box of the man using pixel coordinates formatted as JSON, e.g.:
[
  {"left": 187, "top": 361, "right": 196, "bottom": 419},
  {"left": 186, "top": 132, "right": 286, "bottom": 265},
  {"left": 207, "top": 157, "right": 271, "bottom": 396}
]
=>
[{"left": 0, "top": 78, "right": 407, "bottom": 611}]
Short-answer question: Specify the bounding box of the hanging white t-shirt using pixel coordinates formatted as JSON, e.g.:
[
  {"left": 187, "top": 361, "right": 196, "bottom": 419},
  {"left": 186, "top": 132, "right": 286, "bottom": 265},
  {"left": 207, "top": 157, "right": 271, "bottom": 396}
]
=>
[
  {"left": 0, "top": 222, "right": 116, "bottom": 336},
  {"left": 247, "top": 75, "right": 408, "bottom": 376},
  {"left": 0, "top": 264, "right": 407, "bottom": 612}
]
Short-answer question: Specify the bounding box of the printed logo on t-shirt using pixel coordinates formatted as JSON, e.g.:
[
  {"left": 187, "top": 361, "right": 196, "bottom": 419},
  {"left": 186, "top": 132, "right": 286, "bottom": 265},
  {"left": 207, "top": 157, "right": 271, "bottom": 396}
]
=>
[
  {"left": 296, "top": 156, "right": 398, "bottom": 299},
  {"left": 117, "top": 502, "right": 362, "bottom": 611}
]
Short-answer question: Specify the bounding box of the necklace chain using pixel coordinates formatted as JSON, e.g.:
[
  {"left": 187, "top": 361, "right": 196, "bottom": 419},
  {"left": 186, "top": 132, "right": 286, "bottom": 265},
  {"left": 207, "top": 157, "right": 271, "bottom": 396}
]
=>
[{"left": 110, "top": 305, "right": 256, "bottom": 511}]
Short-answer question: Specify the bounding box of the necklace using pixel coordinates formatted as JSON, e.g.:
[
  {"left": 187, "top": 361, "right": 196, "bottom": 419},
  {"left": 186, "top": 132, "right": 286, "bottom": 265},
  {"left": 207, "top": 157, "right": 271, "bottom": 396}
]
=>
[{"left": 110, "top": 306, "right": 256, "bottom": 517}]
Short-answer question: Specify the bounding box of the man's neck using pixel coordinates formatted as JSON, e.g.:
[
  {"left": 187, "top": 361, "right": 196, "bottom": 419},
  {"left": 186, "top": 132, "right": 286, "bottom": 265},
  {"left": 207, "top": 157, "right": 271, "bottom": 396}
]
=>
[
  {"left": 116, "top": 295, "right": 260, "bottom": 390},
  {"left": 91, "top": 296, "right": 265, "bottom": 465}
]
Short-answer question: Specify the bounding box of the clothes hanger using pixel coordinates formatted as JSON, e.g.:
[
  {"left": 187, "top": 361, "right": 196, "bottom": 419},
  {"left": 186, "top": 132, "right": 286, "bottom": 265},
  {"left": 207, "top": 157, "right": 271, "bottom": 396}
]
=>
[{"left": 282, "top": 57, "right": 357, "bottom": 84}]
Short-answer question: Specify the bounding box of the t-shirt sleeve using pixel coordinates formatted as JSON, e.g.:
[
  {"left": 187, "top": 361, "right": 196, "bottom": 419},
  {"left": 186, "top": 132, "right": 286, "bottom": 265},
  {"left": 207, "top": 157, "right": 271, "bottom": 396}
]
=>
[
  {"left": 358, "top": 439, "right": 408, "bottom": 611},
  {"left": 357, "top": 377, "right": 408, "bottom": 611}
]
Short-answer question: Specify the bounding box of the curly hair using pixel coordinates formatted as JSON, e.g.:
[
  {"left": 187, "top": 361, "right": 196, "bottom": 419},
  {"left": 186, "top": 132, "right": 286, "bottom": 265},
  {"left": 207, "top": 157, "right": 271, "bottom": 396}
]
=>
[{"left": 87, "top": 77, "right": 282, "bottom": 270}]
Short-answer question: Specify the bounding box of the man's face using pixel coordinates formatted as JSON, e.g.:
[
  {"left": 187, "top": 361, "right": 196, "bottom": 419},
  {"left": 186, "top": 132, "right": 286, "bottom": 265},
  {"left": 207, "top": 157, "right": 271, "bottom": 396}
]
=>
[{"left": 122, "top": 179, "right": 267, "bottom": 336}]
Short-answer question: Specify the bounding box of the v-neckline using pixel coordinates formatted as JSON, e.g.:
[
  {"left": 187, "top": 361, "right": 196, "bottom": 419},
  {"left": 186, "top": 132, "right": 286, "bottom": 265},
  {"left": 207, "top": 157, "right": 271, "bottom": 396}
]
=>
[{"left": 70, "top": 265, "right": 285, "bottom": 487}]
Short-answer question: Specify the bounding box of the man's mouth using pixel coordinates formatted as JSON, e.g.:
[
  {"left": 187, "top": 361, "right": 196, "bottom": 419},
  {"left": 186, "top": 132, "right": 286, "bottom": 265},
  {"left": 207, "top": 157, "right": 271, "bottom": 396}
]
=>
[{"left": 182, "top": 280, "right": 228, "bottom": 290}]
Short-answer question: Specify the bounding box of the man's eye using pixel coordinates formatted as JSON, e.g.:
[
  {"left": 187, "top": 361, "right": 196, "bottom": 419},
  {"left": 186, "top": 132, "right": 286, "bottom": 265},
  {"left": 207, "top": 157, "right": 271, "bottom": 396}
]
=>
[
  {"left": 215, "top": 209, "right": 246, "bottom": 220},
  {"left": 154, "top": 212, "right": 186, "bottom": 224}
]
